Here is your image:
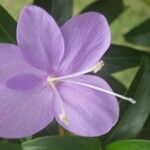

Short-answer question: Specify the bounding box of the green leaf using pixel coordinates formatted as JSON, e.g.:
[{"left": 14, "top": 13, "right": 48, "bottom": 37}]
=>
[
  {"left": 33, "top": 0, "right": 73, "bottom": 25},
  {"left": 103, "top": 76, "right": 127, "bottom": 94},
  {"left": 33, "top": 0, "right": 52, "bottom": 14},
  {"left": 110, "top": 0, "right": 150, "bottom": 48},
  {"left": 0, "top": 141, "right": 21, "bottom": 150},
  {"left": 124, "top": 18, "right": 150, "bottom": 47},
  {"left": 0, "top": 5, "right": 16, "bottom": 43},
  {"left": 143, "top": 0, "right": 150, "bottom": 6},
  {"left": 22, "top": 136, "right": 101, "bottom": 150},
  {"left": 51, "top": 0, "right": 73, "bottom": 25},
  {"left": 98, "top": 44, "right": 145, "bottom": 76},
  {"left": 81, "top": 0, "right": 125, "bottom": 24},
  {"left": 33, "top": 121, "right": 59, "bottom": 137},
  {"left": 106, "top": 55, "right": 150, "bottom": 142},
  {"left": 106, "top": 140, "right": 150, "bottom": 150},
  {"left": 139, "top": 115, "right": 150, "bottom": 139}
]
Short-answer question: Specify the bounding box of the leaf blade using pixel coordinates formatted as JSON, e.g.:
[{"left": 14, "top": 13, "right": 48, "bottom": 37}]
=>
[
  {"left": 22, "top": 136, "right": 101, "bottom": 150},
  {"left": 106, "top": 55, "right": 150, "bottom": 142},
  {"left": 106, "top": 140, "right": 150, "bottom": 150},
  {"left": 33, "top": 0, "right": 73, "bottom": 25},
  {"left": 0, "top": 5, "right": 16, "bottom": 43},
  {"left": 99, "top": 44, "right": 146, "bottom": 76},
  {"left": 0, "top": 141, "right": 21, "bottom": 150},
  {"left": 124, "top": 18, "right": 150, "bottom": 47},
  {"left": 33, "top": 0, "right": 52, "bottom": 14},
  {"left": 81, "top": 0, "right": 125, "bottom": 24}
]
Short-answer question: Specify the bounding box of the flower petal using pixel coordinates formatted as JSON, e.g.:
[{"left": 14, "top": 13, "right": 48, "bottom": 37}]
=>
[
  {"left": 0, "top": 44, "right": 44, "bottom": 85},
  {"left": 0, "top": 81, "right": 54, "bottom": 138},
  {"left": 17, "top": 5, "right": 64, "bottom": 73},
  {"left": 55, "top": 75, "right": 119, "bottom": 137},
  {"left": 59, "top": 12, "right": 111, "bottom": 74},
  {"left": 6, "top": 74, "right": 43, "bottom": 91}
]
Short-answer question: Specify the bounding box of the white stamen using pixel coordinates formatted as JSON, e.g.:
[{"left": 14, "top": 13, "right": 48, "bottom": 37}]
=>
[
  {"left": 59, "top": 112, "right": 70, "bottom": 125},
  {"left": 63, "top": 80, "right": 136, "bottom": 104},
  {"left": 50, "top": 83, "right": 70, "bottom": 125},
  {"left": 50, "top": 60, "right": 104, "bottom": 82},
  {"left": 93, "top": 60, "right": 105, "bottom": 73},
  {"left": 47, "top": 60, "right": 135, "bottom": 107}
]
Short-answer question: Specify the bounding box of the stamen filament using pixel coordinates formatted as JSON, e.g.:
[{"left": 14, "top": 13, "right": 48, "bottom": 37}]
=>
[
  {"left": 47, "top": 60, "right": 135, "bottom": 105},
  {"left": 50, "top": 83, "right": 70, "bottom": 125},
  {"left": 50, "top": 61, "right": 104, "bottom": 82},
  {"left": 63, "top": 80, "right": 136, "bottom": 104},
  {"left": 50, "top": 83, "right": 65, "bottom": 113}
]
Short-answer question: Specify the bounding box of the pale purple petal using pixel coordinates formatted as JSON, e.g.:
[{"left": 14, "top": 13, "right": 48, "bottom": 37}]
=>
[
  {"left": 0, "top": 43, "right": 54, "bottom": 138},
  {"left": 0, "top": 81, "right": 54, "bottom": 138},
  {"left": 59, "top": 12, "right": 111, "bottom": 74},
  {"left": 6, "top": 74, "right": 43, "bottom": 91},
  {"left": 0, "top": 44, "right": 44, "bottom": 85},
  {"left": 17, "top": 5, "right": 64, "bottom": 73},
  {"left": 55, "top": 75, "right": 119, "bottom": 137}
]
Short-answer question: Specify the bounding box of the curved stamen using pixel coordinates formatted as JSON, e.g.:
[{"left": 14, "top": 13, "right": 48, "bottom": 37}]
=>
[
  {"left": 50, "top": 83, "right": 70, "bottom": 125},
  {"left": 48, "top": 60, "right": 104, "bottom": 82},
  {"left": 47, "top": 60, "right": 135, "bottom": 104},
  {"left": 93, "top": 60, "right": 105, "bottom": 73},
  {"left": 63, "top": 80, "right": 136, "bottom": 104}
]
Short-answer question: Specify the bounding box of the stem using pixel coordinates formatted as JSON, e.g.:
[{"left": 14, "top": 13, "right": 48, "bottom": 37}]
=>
[{"left": 59, "top": 126, "right": 66, "bottom": 136}]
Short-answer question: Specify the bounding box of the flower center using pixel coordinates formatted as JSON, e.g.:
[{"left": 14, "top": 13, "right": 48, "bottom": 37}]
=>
[{"left": 47, "top": 60, "right": 136, "bottom": 126}]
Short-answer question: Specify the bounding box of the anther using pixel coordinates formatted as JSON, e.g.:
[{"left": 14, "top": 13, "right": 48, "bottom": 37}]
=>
[
  {"left": 127, "top": 97, "right": 136, "bottom": 104},
  {"left": 59, "top": 112, "right": 70, "bottom": 125},
  {"left": 92, "top": 60, "right": 105, "bottom": 73}
]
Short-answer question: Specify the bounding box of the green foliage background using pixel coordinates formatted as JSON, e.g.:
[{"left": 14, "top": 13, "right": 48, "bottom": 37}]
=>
[{"left": 0, "top": 0, "right": 150, "bottom": 149}]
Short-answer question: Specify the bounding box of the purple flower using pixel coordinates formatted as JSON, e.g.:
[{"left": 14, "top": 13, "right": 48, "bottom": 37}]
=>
[{"left": 0, "top": 5, "right": 135, "bottom": 138}]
